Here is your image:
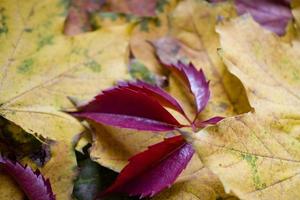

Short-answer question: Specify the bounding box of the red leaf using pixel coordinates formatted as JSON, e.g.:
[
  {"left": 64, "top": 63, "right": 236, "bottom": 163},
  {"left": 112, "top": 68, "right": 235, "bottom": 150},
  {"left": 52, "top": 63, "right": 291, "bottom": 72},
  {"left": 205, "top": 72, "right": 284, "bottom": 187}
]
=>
[
  {"left": 119, "top": 81, "right": 187, "bottom": 117},
  {"left": 100, "top": 135, "right": 194, "bottom": 198},
  {"left": 0, "top": 156, "right": 55, "bottom": 200},
  {"left": 158, "top": 60, "right": 210, "bottom": 118},
  {"left": 72, "top": 83, "right": 183, "bottom": 131},
  {"left": 194, "top": 116, "right": 224, "bottom": 128}
]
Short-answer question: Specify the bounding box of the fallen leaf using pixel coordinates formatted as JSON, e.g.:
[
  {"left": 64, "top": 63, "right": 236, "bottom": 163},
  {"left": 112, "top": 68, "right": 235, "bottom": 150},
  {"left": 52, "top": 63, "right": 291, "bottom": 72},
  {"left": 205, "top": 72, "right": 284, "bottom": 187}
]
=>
[
  {"left": 0, "top": 156, "right": 55, "bottom": 200},
  {"left": 64, "top": 0, "right": 105, "bottom": 35},
  {"left": 39, "top": 142, "right": 76, "bottom": 200},
  {"left": 72, "top": 81, "right": 183, "bottom": 131},
  {"left": 129, "top": 0, "right": 179, "bottom": 75},
  {"left": 89, "top": 122, "right": 167, "bottom": 172},
  {"left": 154, "top": 0, "right": 251, "bottom": 122},
  {"left": 73, "top": 151, "right": 123, "bottom": 200},
  {"left": 217, "top": 16, "right": 300, "bottom": 139},
  {"left": 0, "top": 173, "right": 24, "bottom": 200},
  {"left": 160, "top": 62, "right": 210, "bottom": 117},
  {"left": 154, "top": 168, "right": 237, "bottom": 200},
  {"left": 292, "top": 0, "right": 300, "bottom": 33},
  {"left": 101, "top": 135, "right": 194, "bottom": 198},
  {"left": 235, "top": 0, "right": 292, "bottom": 36},
  {"left": 186, "top": 112, "right": 300, "bottom": 200},
  {"left": 0, "top": 0, "right": 130, "bottom": 142},
  {"left": 88, "top": 121, "right": 205, "bottom": 192},
  {"left": 103, "top": 0, "right": 158, "bottom": 17}
]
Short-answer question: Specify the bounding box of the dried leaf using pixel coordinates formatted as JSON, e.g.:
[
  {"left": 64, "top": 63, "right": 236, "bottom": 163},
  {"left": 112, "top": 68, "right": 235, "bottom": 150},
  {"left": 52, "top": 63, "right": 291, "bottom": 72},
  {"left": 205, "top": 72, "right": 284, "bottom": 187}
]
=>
[
  {"left": 0, "top": 0, "right": 130, "bottom": 142},
  {"left": 64, "top": 0, "right": 105, "bottom": 35},
  {"left": 101, "top": 135, "right": 194, "bottom": 198},
  {"left": 186, "top": 113, "right": 300, "bottom": 200},
  {"left": 0, "top": 156, "right": 55, "bottom": 200},
  {"left": 217, "top": 16, "right": 300, "bottom": 139},
  {"left": 154, "top": 168, "right": 237, "bottom": 200},
  {"left": 103, "top": 0, "right": 158, "bottom": 17},
  {"left": 154, "top": 0, "right": 251, "bottom": 122},
  {"left": 235, "top": 0, "right": 292, "bottom": 36},
  {"left": 0, "top": 173, "right": 24, "bottom": 200}
]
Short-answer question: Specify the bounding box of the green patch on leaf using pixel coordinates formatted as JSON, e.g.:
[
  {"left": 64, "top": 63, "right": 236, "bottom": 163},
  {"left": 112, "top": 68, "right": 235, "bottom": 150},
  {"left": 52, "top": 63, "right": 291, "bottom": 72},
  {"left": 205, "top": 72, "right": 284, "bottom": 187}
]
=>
[
  {"left": 0, "top": 7, "right": 8, "bottom": 35},
  {"left": 57, "top": 0, "right": 71, "bottom": 16},
  {"left": 37, "top": 35, "right": 54, "bottom": 50},
  {"left": 129, "top": 60, "right": 156, "bottom": 84},
  {"left": 139, "top": 18, "right": 161, "bottom": 32},
  {"left": 86, "top": 60, "right": 101, "bottom": 72},
  {"left": 241, "top": 153, "right": 266, "bottom": 189},
  {"left": 156, "top": 0, "right": 169, "bottom": 13},
  {"left": 18, "top": 59, "right": 34, "bottom": 73}
]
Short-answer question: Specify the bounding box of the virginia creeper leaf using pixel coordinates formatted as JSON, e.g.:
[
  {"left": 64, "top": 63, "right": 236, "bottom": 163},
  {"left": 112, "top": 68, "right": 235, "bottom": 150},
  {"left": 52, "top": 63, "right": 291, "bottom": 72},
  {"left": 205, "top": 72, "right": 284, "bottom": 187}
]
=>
[
  {"left": 73, "top": 82, "right": 183, "bottom": 131},
  {"left": 119, "top": 81, "right": 187, "bottom": 117},
  {"left": 158, "top": 60, "right": 210, "bottom": 119},
  {"left": 100, "top": 135, "right": 194, "bottom": 198},
  {"left": 0, "top": 156, "right": 55, "bottom": 200},
  {"left": 163, "top": 61, "right": 210, "bottom": 116}
]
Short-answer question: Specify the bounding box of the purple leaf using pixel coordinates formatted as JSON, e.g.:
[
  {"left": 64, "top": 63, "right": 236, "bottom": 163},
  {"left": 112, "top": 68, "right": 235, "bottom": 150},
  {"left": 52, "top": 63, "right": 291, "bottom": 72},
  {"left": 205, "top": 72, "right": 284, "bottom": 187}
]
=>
[
  {"left": 73, "top": 113, "right": 179, "bottom": 131},
  {"left": 0, "top": 156, "right": 55, "bottom": 200},
  {"left": 100, "top": 135, "right": 194, "bottom": 198},
  {"left": 195, "top": 116, "right": 224, "bottom": 128},
  {"left": 235, "top": 0, "right": 292, "bottom": 36},
  {"left": 119, "top": 81, "right": 187, "bottom": 117},
  {"left": 72, "top": 83, "right": 183, "bottom": 131},
  {"left": 158, "top": 60, "right": 210, "bottom": 118}
]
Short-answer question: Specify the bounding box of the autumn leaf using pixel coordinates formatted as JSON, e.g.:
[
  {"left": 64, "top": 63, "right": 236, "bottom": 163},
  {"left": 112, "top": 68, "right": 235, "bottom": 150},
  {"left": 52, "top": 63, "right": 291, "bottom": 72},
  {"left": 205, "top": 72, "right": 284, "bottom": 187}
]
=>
[
  {"left": 153, "top": 0, "right": 251, "bottom": 122},
  {"left": 182, "top": 15, "right": 300, "bottom": 200},
  {"left": 235, "top": 0, "right": 292, "bottom": 36},
  {"left": 100, "top": 135, "right": 194, "bottom": 198},
  {"left": 217, "top": 16, "right": 300, "bottom": 138},
  {"left": 0, "top": 156, "right": 55, "bottom": 200},
  {"left": 102, "top": 0, "right": 158, "bottom": 17},
  {"left": 72, "top": 81, "right": 184, "bottom": 131},
  {"left": 153, "top": 168, "right": 238, "bottom": 200},
  {"left": 186, "top": 112, "right": 300, "bottom": 200},
  {"left": 64, "top": 0, "right": 105, "bottom": 35},
  {"left": 0, "top": 0, "right": 130, "bottom": 142}
]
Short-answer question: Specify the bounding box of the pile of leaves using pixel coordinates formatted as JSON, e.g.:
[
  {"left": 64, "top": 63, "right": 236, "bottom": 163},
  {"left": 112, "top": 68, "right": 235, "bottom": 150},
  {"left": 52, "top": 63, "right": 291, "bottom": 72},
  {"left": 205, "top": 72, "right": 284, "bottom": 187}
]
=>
[{"left": 0, "top": 0, "right": 300, "bottom": 199}]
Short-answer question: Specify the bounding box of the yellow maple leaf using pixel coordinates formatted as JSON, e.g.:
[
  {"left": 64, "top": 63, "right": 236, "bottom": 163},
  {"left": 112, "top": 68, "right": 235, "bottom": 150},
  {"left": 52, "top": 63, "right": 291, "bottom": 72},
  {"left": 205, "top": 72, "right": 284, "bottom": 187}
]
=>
[
  {"left": 0, "top": 0, "right": 130, "bottom": 142},
  {"left": 185, "top": 16, "right": 300, "bottom": 200},
  {"left": 217, "top": 16, "right": 300, "bottom": 140},
  {"left": 187, "top": 112, "right": 300, "bottom": 200}
]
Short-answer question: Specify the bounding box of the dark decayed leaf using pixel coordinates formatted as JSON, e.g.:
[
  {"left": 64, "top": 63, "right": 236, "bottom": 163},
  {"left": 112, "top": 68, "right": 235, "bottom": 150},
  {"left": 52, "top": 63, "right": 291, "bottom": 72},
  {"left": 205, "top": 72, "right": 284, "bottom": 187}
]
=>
[
  {"left": 64, "top": 0, "right": 105, "bottom": 35},
  {"left": 72, "top": 83, "right": 183, "bottom": 131},
  {"left": 0, "top": 156, "right": 55, "bottom": 200},
  {"left": 73, "top": 149, "right": 138, "bottom": 200},
  {"left": 100, "top": 135, "right": 194, "bottom": 198}
]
